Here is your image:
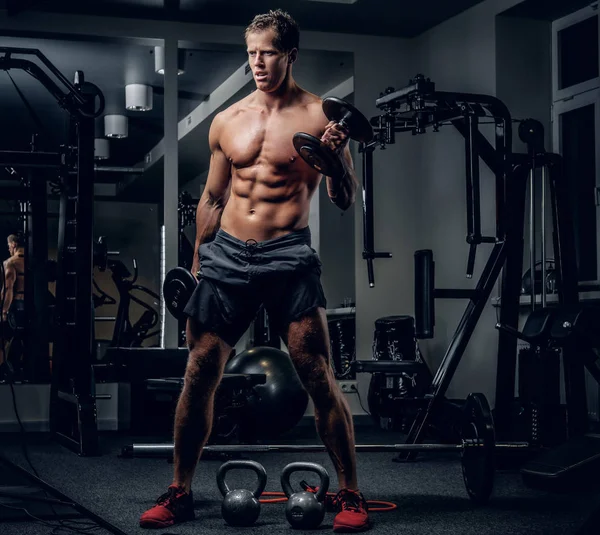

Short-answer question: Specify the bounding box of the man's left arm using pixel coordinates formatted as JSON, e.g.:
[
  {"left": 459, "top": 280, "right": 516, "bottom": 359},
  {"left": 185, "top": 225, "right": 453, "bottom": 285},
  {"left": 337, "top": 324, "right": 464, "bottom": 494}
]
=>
[{"left": 326, "top": 144, "right": 358, "bottom": 211}]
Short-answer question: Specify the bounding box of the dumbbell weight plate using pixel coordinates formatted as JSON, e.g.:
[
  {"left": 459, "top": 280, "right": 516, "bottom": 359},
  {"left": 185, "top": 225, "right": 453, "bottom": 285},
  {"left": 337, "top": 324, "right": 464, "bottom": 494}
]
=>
[
  {"left": 292, "top": 132, "right": 345, "bottom": 178},
  {"left": 162, "top": 267, "right": 197, "bottom": 321},
  {"left": 460, "top": 392, "right": 496, "bottom": 504},
  {"left": 322, "top": 97, "right": 374, "bottom": 143}
]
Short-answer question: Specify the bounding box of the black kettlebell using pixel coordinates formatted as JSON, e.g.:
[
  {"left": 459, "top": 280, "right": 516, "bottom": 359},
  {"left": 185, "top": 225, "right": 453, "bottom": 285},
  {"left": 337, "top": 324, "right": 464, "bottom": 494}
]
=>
[
  {"left": 281, "top": 462, "right": 330, "bottom": 530},
  {"left": 216, "top": 460, "right": 267, "bottom": 527}
]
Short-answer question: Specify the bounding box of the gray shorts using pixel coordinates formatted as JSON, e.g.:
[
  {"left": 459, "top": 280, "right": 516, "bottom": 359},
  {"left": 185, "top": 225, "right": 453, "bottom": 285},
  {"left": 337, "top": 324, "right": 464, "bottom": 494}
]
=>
[{"left": 183, "top": 227, "right": 327, "bottom": 347}]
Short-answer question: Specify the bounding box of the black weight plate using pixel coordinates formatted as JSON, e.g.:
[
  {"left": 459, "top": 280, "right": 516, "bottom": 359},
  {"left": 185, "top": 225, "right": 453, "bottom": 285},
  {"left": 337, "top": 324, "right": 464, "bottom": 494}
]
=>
[
  {"left": 461, "top": 392, "right": 495, "bottom": 504},
  {"left": 322, "top": 97, "right": 373, "bottom": 143},
  {"left": 293, "top": 132, "right": 345, "bottom": 178},
  {"left": 163, "top": 267, "right": 197, "bottom": 321}
]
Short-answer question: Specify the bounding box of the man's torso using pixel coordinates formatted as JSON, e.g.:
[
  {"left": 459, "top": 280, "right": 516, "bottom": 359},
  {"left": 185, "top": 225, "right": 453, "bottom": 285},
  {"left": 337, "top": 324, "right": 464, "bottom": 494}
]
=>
[
  {"left": 4, "top": 255, "right": 25, "bottom": 300},
  {"left": 218, "top": 92, "right": 327, "bottom": 242}
]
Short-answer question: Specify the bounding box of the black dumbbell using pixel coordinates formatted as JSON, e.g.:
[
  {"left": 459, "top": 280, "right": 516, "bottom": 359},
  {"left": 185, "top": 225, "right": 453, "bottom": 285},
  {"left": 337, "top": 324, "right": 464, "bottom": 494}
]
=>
[
  {"left": 162, "top": 267, "right": 197, "bottom": 321},
  {"left": 293, "top": 96, "right": 373, "bottom": 178}
]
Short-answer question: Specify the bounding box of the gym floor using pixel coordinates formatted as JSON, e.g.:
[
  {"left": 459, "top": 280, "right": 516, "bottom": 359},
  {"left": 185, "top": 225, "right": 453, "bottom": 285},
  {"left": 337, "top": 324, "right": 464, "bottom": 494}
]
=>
[{"left": 0, "top": 424, "right": 597, "bottom": 535}]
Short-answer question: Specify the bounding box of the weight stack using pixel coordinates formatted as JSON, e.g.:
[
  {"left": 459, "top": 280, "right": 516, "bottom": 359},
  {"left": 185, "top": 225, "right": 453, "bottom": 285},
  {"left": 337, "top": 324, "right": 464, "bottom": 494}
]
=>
[
  {"left": 517, "top": 345, "right": 565, "bottom": 447},
  {"left": 372, "top": 316, "right": 418, "bottom": 362},
  {"left": 368, "top": 316, "right": 432, "bottom": 432},
  {"left": 328, "top": 317, "right": 356, "bottom": 379}
]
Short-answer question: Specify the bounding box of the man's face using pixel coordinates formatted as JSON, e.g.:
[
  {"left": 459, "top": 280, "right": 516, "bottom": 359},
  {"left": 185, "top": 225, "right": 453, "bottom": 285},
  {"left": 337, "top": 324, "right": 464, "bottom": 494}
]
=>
[
  {"left": 246, "top": 29, "right": 294, "bottom": 93},
  {"left": 7, "top": 239, "right": 14, "bottom": 256}
]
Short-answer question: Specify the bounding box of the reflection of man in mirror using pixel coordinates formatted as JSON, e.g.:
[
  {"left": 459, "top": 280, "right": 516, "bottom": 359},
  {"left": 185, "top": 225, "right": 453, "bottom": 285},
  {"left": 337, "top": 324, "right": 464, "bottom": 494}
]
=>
[
  {"left": 1, "top": 232, "right": 25, "bottom": 378},
  {"left": 2, "top": 232, "right": 25, "bottom": 320},
  {"left": 141, "top": 9, "right": 369, "bottom": 533}
]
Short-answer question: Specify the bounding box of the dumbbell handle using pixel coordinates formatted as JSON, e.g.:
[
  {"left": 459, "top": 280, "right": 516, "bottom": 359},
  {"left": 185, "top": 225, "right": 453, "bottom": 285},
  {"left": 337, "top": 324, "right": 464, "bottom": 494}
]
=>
[{"left": 338, "top": 111, "right": 353, "bottom": 130}]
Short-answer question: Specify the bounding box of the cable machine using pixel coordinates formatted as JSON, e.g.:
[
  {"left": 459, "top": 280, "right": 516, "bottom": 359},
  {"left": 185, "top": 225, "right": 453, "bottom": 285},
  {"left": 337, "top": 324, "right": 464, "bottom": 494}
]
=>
[
  {"left": 356, "top": 74, "right": 588, "bottom": 460},
  {"left": 0, "top": 47, "right": 105, "bottom": 455}
]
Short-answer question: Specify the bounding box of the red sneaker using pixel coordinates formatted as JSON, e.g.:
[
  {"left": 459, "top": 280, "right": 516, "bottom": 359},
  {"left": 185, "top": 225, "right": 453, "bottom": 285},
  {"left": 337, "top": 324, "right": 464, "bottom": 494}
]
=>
[
  {"left": 139, "top": 485, "right": 195, "bottom": 529},
  {"left": 333, "top": 488, "right": 371, "bottom": 532}
]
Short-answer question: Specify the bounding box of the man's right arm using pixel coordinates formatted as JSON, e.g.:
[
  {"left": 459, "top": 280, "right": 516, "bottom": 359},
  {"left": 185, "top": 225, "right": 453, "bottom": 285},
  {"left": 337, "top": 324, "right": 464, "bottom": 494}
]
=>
[{"left": 191, "top": 113, "right": 232, "bottom": 276}]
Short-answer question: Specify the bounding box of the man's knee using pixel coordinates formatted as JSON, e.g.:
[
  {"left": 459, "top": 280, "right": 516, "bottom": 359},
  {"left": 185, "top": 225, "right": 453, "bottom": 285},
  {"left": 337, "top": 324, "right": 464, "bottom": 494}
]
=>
[
  {"left": 183, "top": 326, "right": 230, "bottom": 387},
  {"left": 294, "top": 357, "right": 339, "bottom": 406}
]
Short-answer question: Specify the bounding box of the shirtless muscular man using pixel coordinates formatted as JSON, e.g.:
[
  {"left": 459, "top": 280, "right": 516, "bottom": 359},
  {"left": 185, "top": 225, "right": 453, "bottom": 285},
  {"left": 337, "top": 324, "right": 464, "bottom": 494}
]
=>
[
  {"left": 140, "top": 10, "right": 369, "bottom": 532},
  {"left": 1, "top": 233, "right": 25, "bottom": 377}
]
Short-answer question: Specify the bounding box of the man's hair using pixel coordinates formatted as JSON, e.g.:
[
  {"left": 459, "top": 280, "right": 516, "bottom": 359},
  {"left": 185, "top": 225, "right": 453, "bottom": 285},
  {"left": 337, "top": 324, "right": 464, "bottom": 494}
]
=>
[
  {"left": 245, "top": 9, "right": 300, "bottom": 53},
  {"left": 8, "top": 232, "right": 25, "bottom": 247}
]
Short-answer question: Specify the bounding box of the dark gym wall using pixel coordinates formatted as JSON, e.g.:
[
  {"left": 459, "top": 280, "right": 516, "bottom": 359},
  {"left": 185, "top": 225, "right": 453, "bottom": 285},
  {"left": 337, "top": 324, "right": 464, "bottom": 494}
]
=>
[{"left": 319, "top": 169, "right": 356, "bottom": 310}]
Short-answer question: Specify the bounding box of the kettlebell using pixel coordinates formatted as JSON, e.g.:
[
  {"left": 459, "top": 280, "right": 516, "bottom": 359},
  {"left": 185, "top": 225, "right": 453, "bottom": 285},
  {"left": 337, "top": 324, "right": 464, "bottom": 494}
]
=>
[
  {"left": 281, "top": 462, "right": 330, "bottom": 530},
  {"left": 216, "top": 460, "right": 267, "bottom": 527}
]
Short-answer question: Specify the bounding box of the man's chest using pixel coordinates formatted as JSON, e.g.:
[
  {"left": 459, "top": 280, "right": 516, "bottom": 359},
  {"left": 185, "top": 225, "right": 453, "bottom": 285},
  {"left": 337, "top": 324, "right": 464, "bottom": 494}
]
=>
[{"left": 221, "top": 113, "right": 324, "bottom": 168}]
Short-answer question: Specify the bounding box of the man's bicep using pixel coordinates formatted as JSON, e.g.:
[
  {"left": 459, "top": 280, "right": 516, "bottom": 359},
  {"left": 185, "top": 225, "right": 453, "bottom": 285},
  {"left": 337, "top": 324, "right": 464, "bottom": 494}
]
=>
[
  {"left": 203, "top": 113, "right": 231, "bottom": 203},
  {"left": 2, "top": 263, "right": 15, "bottom": 289}
]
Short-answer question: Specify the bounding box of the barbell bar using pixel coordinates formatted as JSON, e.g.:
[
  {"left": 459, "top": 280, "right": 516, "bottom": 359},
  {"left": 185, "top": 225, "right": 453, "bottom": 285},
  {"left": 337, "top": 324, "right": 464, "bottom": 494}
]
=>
[{"left": 122, "top": 440, "right": 529, "bottom": 457}]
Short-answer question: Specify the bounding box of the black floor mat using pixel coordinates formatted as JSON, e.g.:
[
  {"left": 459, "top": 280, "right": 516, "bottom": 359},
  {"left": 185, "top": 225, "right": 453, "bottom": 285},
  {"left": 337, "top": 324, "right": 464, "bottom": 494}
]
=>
[{"left": 1, "top": 427, "right": 599, "bottom": 535}]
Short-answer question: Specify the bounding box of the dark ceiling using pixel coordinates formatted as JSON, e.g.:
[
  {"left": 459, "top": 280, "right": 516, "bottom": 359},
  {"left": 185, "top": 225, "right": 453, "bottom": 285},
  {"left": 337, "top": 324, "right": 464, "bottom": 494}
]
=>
[
  {"left": 5, "top": 0, "right": 488, "bottom": 39},
  {"left": 501, "top": 0, "right": 594, "bottom": 21}
]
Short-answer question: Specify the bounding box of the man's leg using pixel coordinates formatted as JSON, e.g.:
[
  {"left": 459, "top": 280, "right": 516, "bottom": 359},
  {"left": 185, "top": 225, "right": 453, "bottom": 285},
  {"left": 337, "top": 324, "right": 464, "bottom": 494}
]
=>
[
  {"left": 0, "top": 322, "right": 13, "bottom": 379},
  {"left": 284, "top": 307, "right": 370, "bottom": 532},
  {"left": 284, "top": 307, "right": 357, "bottom": 489},
  {"left": 173, "top": 320, "right": 232, "bottom": 491},
  {"left": 140, "top": 319, "right": 231, "bottom": 529}
]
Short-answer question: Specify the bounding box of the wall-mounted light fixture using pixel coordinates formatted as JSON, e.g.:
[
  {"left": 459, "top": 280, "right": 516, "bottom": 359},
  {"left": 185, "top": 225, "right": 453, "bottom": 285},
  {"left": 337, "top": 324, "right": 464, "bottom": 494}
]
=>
[
  {"left": 94, "top": 138, "right": 110, "bottom": 160},
  {"left": 154, "top": 46, "right": 186, "bottom": 75},
  {"left": 125, "top": 84, "right": 153, "bottom": 111},
  {"left": 104, "top": 114, "right": 128, "bottom": 139}
]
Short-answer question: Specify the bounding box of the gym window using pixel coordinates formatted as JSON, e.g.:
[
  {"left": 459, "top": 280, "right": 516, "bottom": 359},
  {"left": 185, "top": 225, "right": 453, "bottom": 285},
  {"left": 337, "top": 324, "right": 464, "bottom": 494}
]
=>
[{"left": 552, "top": 4, "right": 600, "bottom": 287}]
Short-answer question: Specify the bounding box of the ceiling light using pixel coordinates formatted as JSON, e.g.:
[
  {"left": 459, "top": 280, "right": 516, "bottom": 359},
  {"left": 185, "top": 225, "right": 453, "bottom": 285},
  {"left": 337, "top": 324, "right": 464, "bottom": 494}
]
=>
[
  {"left": 94, "top": 138, "right": 110, "bottom": 160},
  {"left": 104, "top": 114, "right": 128, "bottom": 139},
  {"left": 125, "top": 84, "right": 153, "bottom": 111},
  {"left": 154, "top": 46, "right": 186, "bottom": 75}
]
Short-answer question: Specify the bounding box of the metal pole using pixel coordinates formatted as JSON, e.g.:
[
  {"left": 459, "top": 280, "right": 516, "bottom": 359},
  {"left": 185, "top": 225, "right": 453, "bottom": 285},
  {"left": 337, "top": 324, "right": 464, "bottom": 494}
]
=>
[
  {"left": 69, "top": 166, "right": 144, "bottom": 174},
  {"left": 465, "top": 114, "right": 481, "bottom": 243},
  {"left": 362, "top": 145, "right": 375, "bottom": 287},
  {"left": 541, "top": 165, "right": 547, "bottom": 308},
  {"left": 121, "top": 441, "right": 530, "bottom": 458},
  {"left": 163, "top": 37, "right": 179, "bottom": 348},
  {"left": 529, "top": 166, "right": 536, "bottom": 310},
  {"left": 73, "top": 80, "right": 98, "bottom": 456}
]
